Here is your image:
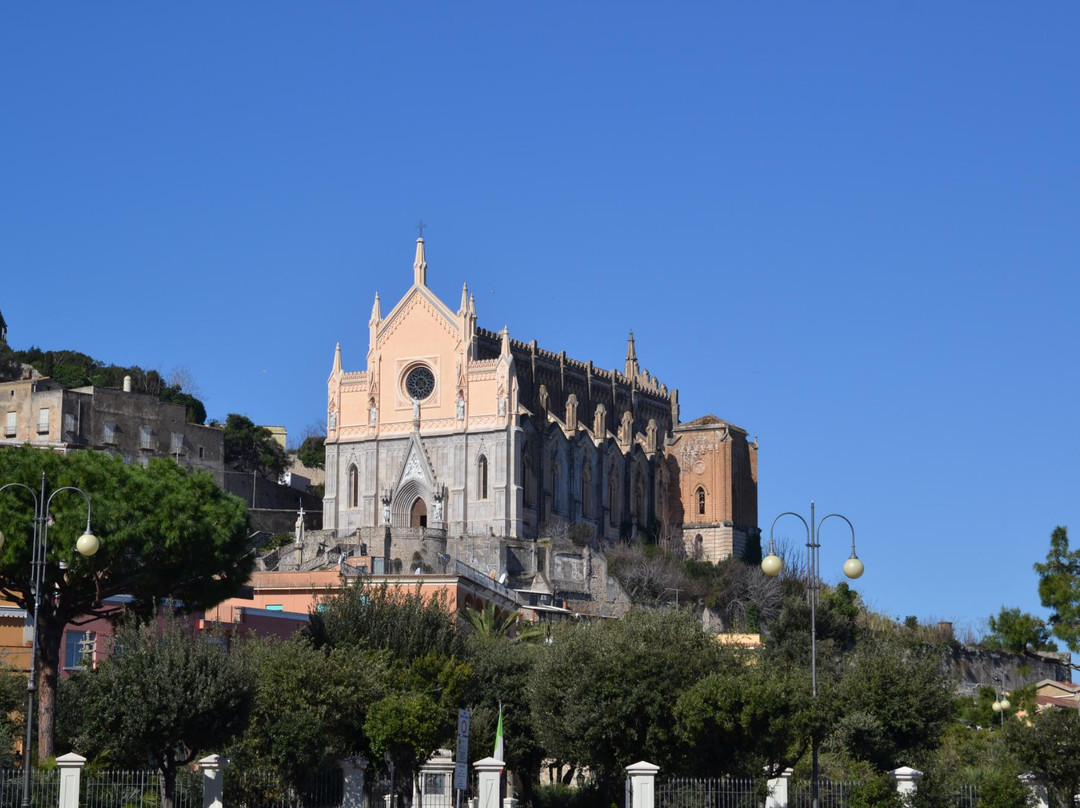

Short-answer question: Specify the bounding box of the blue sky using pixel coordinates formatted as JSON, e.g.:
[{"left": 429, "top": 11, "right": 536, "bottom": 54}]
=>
[{"left": 2, "top": 4, "right": 1077, "bottom": 634}]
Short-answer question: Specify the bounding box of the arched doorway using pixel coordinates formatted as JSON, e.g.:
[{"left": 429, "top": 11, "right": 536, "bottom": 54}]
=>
[{"left": 410, "top": 497, "right": 428, "bottom": 528}]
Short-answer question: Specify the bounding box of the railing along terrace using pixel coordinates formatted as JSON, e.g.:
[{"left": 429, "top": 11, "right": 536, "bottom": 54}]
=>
[
  {"left": 454, "top": 560, "right": 517, "bottom": 601},
  {"left": 655, "top": 777, "right": 762, "bottom": 808}
]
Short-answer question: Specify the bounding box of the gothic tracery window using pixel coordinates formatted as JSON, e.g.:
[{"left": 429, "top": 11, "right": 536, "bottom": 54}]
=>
[{"left": 697, "top": 486, "right": 706, "bottom": 516}]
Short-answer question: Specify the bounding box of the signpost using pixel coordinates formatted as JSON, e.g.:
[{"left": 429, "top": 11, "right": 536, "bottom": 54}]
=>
[{"left": 454, "top": 708, "right": 471, "bottom": 803}]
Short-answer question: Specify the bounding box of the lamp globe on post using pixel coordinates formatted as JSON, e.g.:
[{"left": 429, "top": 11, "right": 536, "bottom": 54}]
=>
[
  {"left": 76, "top": 518, "right": 99, "bottom": 557},
  {"left": 843, "top": 552, "right": 864, "bottom": 579},
  {"left": 761, "top": 551, "right": 783, "bottom": 578}
]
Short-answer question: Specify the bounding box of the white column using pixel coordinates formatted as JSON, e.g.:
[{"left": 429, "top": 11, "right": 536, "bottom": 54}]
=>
[
  {"left": 1020, "top": 773, "right": 1049, "bottom": 808},
  {"left": 474, "top": 757, "right": 504, "bottom": 808},
  {"left": 200, "top": 754, "right": 228, "bottom": 808},
  {"left": 415, "top": 750, "right": 455, "bottom": 807},
  {"left": 765, "top": 768, "right": 791, "bottom": 808},
  {"left": 625, "top": 761, "right": 659, "bottom": 808},
  {"left": 341, "top": 757, "right": 368, "bottom": 808},
  {"left": 56, "top": 753, "right": 86, "bottom": 808},
  {"left": 890, "top": 767, "right": 922, "bottom": 801}
]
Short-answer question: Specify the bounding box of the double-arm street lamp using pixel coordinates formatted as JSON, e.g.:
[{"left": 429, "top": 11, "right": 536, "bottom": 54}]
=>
[
  {"left": 760, "top": 501, "right": 864, "bottom": 808},
  {"left": 0, "top": 472, "right": 100, "bottom": 808}
]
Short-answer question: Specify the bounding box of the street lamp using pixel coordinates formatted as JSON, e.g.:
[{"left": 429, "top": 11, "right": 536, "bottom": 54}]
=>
[
  {"left": 760, "top": 501, "right": 863, "bottom": 808},
  {"left": 992, "top": 676, "right": 1011, "bottom": 727},
  {"left": 0, "top": 472, "right": 99, "bottom": 808}
]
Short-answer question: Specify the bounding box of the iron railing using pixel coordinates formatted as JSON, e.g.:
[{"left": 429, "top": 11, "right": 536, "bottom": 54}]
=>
[
  {"left": 225, "top": 769, "right": 343, "bottom": 808},
  {"left": 80, "top": 768, "right": 202, "bottom": 808},
  {"left": 0, "top": 769, "right": 59, "bottom": 808},
  {"left": 788, "top": 780, "right": 859, "bottom": 808},
  {"left": 656, "top": 777, "right": 762, "bottom": 808}
]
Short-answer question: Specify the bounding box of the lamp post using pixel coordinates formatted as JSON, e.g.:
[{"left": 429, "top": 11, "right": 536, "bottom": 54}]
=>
[
  {"left": 760, "top": 501, "right": 864, "bottom": 808},
  {"left": 991, "top": 676, "right": 1011, "bottom": 727},
  {"left": 0, "top": 472, "right": 99, "bottom": 808}
]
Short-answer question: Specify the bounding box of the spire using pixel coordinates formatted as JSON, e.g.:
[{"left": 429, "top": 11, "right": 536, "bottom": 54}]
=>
[
  {"left": 370, "top": 292, "right": 381, "bottom": 323},
  {"left": 459, "top": 283, "right": 469, "bottom": 315},
  {"left": 469, "top": 293, "right": 476, "bottom": 315},
  {"left": 500, "top": 326, "right": 510, "bottom": 357},
  {"left": 625, "top": 331, "right": 639, "bottom": 377},
  {"left": 332, "top": 343, "right": 342, "bottom": 375},
  {"left": 413, "top": 238, "right": 427, "bottom": 287}
]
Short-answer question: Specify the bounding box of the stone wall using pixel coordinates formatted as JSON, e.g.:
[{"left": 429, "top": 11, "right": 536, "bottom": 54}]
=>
[{"left": 944, "top": 646, "right": 1071, "bottom": 692}]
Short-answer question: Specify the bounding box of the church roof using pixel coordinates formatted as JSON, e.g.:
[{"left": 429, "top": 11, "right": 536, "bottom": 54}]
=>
[{"left": 681, "top": 414, "right": 728, "bottom": 427}]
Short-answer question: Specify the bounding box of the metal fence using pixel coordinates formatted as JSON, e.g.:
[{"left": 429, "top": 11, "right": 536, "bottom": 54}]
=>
[
  {"left": 656, "top": 777, "right": 762, "bottom": 808},
  {"left": 225, "top": 770, "right": 343, "bottom": 808},
  {"left": 80, "top": 769, "right": 202, "bottom": 808},
  {"left": 788, "top": 780, "right": 860, "bottom": 808},
  {"left": 0, "top": 769, "right": 60, "bottom": 808},
  {"left": 955, "top": 784, "right": 979, "bottom": 808}
]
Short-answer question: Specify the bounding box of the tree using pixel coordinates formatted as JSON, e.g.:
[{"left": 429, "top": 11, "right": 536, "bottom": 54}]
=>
[
  {"left": 674, "top": 651, "right": 813, "bottom": 778},
  {"left": 73, "top": 616, "right": 255, "bottom": 808},
  {"left": 529, "top": 608, "right": 726, "bottom": 801},
  {"left": 308, "top": 576, "right": 464, "bottom": 662},
  {"left": 0, "top": 446, "right": 253, "bottom": 758},
  {"left": 831, "top": 636, "right": 955, "bottom": 770},
  {"left": 463, "top": 602, "right": 522, "bottom": 640},
  {"left": 308, "top": 576, "right": 470, "bottom": 797},
  {"left": 222, "top": 414, "right": 288, "bottom": 479},
  {"left": 464, "top": 637, "right": 545, "bottom": 803},
  {"left": 984, "top": 607, "right": 1057, "bottom": 654},
  {"left": 1035, "top": 527, "right": 1080, "bottom": 652},
  {"left": 295, "top": 435, "right": 326, "bottom": 470},
  {"left": 229, "top": 636, "right": 389, "bottom": 790},
  {"left": 1008, "top": 707, "right": 1080, "bottom": 808}
]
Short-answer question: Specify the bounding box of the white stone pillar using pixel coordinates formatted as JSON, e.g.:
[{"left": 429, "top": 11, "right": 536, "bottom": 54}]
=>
[
  {"left": 1020, "top": 773, "right": 1049, "bottom": 808},
  {"left": 890, "top": 767, "right": 922, "bottom": 801},
  {"left": 341, "top": 757, "right": 368, "bottom": 808},
  {"left": 765, "top": 768, "right": 791, "bottom": 808},
  {"left": 56, "top": 753, "right": 86, "bottom": 808},
  {"left": 474, "top": 757, "right": 504, "bottom": 808},
  {"left": 200, "top": 754, "right": 228, "bottom": 808},
  {"left": 502, "top": 800, "right": 518, "bottom": 808},
  {"left": 625, "top": 761, "right": 659, "bottom": 808},
  {"left": 415, "top": 750, "right": 455, "bottom": 807}
]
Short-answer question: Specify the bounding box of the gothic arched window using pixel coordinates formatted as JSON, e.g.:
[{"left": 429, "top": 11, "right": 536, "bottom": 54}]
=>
[
  {"left": 478, "top": 455, "right": 489, "bottom": 500},
  {"left": 348, "top": 465, "right": 359, "bottom": 509},
  {"left": 523, "top": 455, "right": 536, "bottom": 507},
  {"left": 696, "top": 486, "right": 706, "bottom": 516},
  {"left": 552, "top": 460, "right": 563, "bottom": 513},
  {"left": 582, "top": 465, "right": 592, "bottom": 518},
  {"left": 608, "top": 470, "right": 619, "bottom": 526}
]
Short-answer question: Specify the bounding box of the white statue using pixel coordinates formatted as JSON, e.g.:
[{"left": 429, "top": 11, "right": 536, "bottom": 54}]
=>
[
  {"left": 433, "top": 497, "right": 444, "bottom": 521},
  {"left": 370, "top": 405, "right": 378, "bottom": 426},
  {"left": 383, "top": 501, "right": 391, "bottom": 525},
  {"left": 294, "top": 508, "right": 305, "bottom": 545},
  {"left": 456, "top": 397, "right": 465, "bottom": 421},
  {"left": 497, "top": 396, "right": 506, "bottom": 417}
]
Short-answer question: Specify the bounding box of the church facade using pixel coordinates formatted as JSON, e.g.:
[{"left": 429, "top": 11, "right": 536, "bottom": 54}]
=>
[{"left": 323, "top": 238, "right": 758, "bottom": 564}]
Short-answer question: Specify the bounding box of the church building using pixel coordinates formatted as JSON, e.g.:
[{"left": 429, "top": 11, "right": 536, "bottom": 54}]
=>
[{"left": 323, "top": 237, "right": 758, "bottom": 569}]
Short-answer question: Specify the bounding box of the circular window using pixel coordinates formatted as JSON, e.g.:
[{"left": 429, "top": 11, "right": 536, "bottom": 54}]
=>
[{"left": 405, "top": 365, "right": 435, "bottom": 401}]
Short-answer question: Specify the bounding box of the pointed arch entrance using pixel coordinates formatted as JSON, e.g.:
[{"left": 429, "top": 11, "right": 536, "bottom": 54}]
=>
[{"left": 409, "top": 496, "right": 428, "bottom": 528}]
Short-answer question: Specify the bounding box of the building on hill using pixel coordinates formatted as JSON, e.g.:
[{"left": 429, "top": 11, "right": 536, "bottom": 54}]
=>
[
  {"left": 322, "top": 237, "right": 759, "bottom": 582},
  {"left": 0, "top": 374, "right": 224, "bottom": 479}
]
